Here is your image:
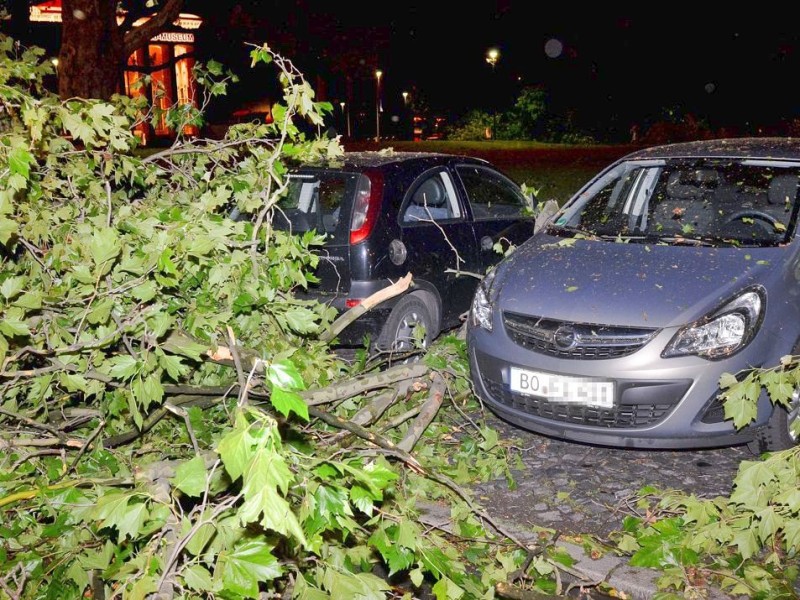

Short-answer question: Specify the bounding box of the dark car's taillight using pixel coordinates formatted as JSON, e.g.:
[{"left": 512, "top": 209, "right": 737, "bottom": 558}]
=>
[{"left": 349, "top": 170, "right": 384, "bottom": 244}]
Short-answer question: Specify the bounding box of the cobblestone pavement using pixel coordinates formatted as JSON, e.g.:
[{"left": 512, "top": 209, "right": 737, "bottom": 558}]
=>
[{"left": 472, "top": 413, "right": 752, "bottom": 540}]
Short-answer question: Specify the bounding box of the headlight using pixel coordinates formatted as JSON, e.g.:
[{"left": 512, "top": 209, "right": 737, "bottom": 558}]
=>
[
  {"left": 471, "top": 268, "right": 498, "bottom": 331},
  {"left": 662, "top": 288, "right": 764, "bottom": 360}
]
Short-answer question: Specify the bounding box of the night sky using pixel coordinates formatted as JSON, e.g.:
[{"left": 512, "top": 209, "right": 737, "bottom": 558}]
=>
[{"left": 198, "top": 2, "right": 800, "bottom": 140}]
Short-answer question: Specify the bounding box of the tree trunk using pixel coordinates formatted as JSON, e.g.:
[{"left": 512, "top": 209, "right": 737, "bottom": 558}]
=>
[{"left": 58, "top": 0, "right": 125, "bottom": 100}]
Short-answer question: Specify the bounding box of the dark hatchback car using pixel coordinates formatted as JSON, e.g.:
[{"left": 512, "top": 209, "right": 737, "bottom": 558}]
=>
[
  {"left": 468, "top": 138, "right": 800, "bottom": 452},
  {"left": 276, "top": 151, "right": 536, "bottom": 351}
]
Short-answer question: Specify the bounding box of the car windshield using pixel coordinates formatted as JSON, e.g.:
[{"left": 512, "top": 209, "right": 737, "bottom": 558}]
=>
[
  {"left": 275, "top": 171, "right": 359, "bottom": 244},
  {"left": 553, "top": 159, "right": 800, "bottom": 246}
]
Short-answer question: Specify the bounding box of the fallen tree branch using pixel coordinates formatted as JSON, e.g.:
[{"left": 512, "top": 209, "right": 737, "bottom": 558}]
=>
[
  {"left": 302, "top": 362, "right": 428, "bottom": 406},
  {"left": 323, "top": 389, "right": 399, "bottom": 447},
  {"left": 397, "top": 372, "right": 446, "bottom": 452},
  {"left": 102, "top": 394, "right": 226, "bottom": 449},
  {"left": 307, "top": 405, "right": 424, "bottom": 473},
  {"left": 320, "top": 273, "right": 413, "bottom": 343}
]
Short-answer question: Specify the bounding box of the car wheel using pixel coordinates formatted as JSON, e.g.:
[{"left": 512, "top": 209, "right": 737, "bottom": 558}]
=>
[
  {"left": 375, "top": 294, "right": 435, "bottom": 355},
  {"left": 750, "top": 388, "right": 800, "bottom": 454}
]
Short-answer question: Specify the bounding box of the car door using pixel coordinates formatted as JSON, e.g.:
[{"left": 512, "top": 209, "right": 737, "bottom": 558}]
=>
[
  {"left": 455, "top": 163, "right": 537, "bottom": 272},
  {"left": 398, "top": 168, "right": 479, "bottom": 327}
]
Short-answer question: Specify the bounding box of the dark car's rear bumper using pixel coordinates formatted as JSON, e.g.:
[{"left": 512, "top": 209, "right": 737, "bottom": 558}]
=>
[{"left": 298, "top": 280, "right": 400, "bottom": 346}]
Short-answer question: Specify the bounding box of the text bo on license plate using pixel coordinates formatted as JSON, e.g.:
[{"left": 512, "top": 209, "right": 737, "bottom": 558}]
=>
[{"left": 509, "top": 367, "right": 614, "bottom": 408}]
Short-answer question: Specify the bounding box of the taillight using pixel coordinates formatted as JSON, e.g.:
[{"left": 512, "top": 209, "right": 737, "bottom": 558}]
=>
[{"left": 349, "top": 170, "right": 384, "bottom": 244}]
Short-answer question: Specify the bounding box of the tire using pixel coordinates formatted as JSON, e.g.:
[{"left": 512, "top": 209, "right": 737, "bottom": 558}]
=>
[
  {"left": 375, "top": 295, "right": 435, "bottom": 354},
  {"left": 750, "top": 388, "right": 800, "bottom": 454}
]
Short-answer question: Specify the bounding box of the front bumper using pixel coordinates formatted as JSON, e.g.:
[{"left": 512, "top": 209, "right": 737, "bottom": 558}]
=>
[{"left": 467, "top": 324, "right": 776, "bottom": 449}]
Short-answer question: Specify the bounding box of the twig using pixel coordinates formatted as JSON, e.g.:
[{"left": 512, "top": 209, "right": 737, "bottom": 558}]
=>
[
  {"left": 323, "top": 389, "right": 398, "bottom": 446},
  {"left": 164, "top": 403, "right": 200, "bottom": 454},
  {"left": 307, "top": 405, "right": 424, "bottom": 473},
  {"left": 378, "top": 406, "right": 422, "bottom": 433},
  {"left": 0, "top": 407, "right": 63, "bottom": 437},
  {"left": 62, "top": 419, "right": 105, "bottom": 478},
  {"left": 226, "top": 326, "right": 248, "bottom": 408},
  {"left": 320, "top": 273, "right": 414, "bottom": 343},
  {"left": 102, "top": 394, "right": 221, "bottom": 448},
  {"left": 105, "top": 179, "right": 112, "bottom": 227}
]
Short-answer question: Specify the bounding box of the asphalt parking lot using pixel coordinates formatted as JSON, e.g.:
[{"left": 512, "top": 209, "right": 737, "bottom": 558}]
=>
[{"left": 472, "top": 412, "right": 750, "bottom": 540}]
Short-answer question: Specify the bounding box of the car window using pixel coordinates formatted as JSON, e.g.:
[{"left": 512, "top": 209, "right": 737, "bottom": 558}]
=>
[
  {"left": 402, "top": 171, "right": 461, "bottom": 224},
  {"left": 456, "top": 165, "right": 529, "bottom": 220},
  {"left": 556, "top": 159, "right": 800, "bottom": 246},
  {"left": 277, "top": 171, "right": 358, "bottom": 244}
]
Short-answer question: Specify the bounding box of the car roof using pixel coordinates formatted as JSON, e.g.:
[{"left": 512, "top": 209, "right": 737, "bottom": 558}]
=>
[
  {"left": 293, "top": 150, "right": 491, "bottom": 171},
  {"left": 622, "top": 137, "right": 800, "bottom": 162}
]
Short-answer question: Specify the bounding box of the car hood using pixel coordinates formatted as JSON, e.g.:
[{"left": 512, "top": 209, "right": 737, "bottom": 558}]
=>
[{"left": 494, "top": 234, "right": 791, "bottom": 328}]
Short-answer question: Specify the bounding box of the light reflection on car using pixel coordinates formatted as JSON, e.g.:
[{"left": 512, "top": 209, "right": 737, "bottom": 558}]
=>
[{"left": 467, "top": 138, "right": 800, "bottom": 452}]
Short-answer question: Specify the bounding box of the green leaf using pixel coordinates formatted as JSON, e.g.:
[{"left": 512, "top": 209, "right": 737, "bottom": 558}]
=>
[
  {"left": 217, "top": 415, "right": 252, "bottom": 481},
  {"left": 158, "top": 352, "right": 188, "bottom": 381},
  {"left": 733, "top": 527, "right": 759, "bottom": 559},
  {"left": 0, "top": 217, "right": 17, "bottom": 244},
  {"left": 432, "top": 576, "right": 464, "bottom": 600},
  {"left": 761, "top": 369, "right": 794, "bottom": 405},
  {"left": 216, "top": 539, "right": 282, "bottom": 599},
  {"left": 0, "top": 316, "right": 30, "bottom": 337},
  {"left": 0, "top": 276, "right": 26, "bottom": 299},
  {"left": 350, "top": 485, "right": 375, "bottom": 516},
  {"left": 89, "top": 228, "right": 121, "bottom": 269},
  {"left": 756, "top": 506, "right": 784, "bottom": 545},
  {"left": 107, "top": 355, "right": 140, "bottom": 379},
  {"left": 8, "top": 147, "right": 34, "bottom": 178},
  {"left": 267, "top": 359, "right": 305, "bottom": 390},
  {"left": 722, "top": 377, "right": 760, "bottom": 428},
  {"left": 718, "top": 372, "right": 739, "bottom": 389},
  {"left": 270, "top": 387, "right": 309, "bottom": 421},
  {"left": 12, "top": 291, "right": 42, "bottom": 310},
  {"left": 87, "top": 297, "right": 114, "bottom": 325},
  {"left": 396, "top": 519, "right": 420, "bottom": 550},
  {"left": 282, "top": 306, "right": 318, "bottom": 333},
  {"left": 116, "top": 502, "right": 149, "bottom": 540},
  {"left": 128, "top": 575, "right": 158, "bottom": 600},
  {"left": 172, "top": 455, "right": 207, "bottom": 498},
  {"left": 183, "top": 564, "right": 214, "bottom": 592},
  {"left": 66, "top": 561, "right": 90, "bottom": 595}
]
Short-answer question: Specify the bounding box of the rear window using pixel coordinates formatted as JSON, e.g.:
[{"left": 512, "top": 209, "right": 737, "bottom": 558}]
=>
[{"left": 276, "top": 171, "right": 359, "bottom": 244}]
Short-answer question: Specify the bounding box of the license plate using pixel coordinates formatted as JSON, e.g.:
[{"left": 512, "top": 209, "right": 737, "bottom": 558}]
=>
[{"left": 509, "top": 367, "right": 614, "bottom": 408}]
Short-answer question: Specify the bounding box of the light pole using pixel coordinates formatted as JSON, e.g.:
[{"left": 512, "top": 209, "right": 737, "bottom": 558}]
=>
[
  {"left": 401, "top": 91, "right": 410, "bottom": 140},
  {"left": 485, "top": 48, "right": 501, "bottom": 139},
  {"left": 340, "top": 101, "right": 351, "bottom": 138},
  {"left": 375, "top": 69, "right": 383, "bottom": 142}
]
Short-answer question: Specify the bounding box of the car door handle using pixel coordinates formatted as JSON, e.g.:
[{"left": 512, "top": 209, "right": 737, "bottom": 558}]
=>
[{"left": 480, "top": 236, "right": 494, "bottom": 251}]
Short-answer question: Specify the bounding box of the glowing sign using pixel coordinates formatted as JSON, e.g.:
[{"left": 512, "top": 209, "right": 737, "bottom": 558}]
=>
[{"left": 152, "top": 32, "right": 195, "bottom": 43}]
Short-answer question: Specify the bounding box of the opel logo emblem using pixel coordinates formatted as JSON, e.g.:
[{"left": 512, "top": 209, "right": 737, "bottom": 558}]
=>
[{"left": 553, "top": 326, "right": 578, "bottom": 350}]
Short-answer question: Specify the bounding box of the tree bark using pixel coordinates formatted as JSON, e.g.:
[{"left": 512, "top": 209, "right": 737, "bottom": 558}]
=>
[
  {"left": 59, "top": 0, "right": 126, "bottom": 100},
  {"left": 58, "top": 0, "right": 185, "bottom": 101}
]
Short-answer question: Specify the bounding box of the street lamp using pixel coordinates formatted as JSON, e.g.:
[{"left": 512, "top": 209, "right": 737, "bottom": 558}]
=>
[
  {"left": 485, "top": 47, "right": 500, "bottom": 70},
  {"left": 402, "top": 91, "right": 409, "bottom": 105},
  {"left": 340, "top": 101, "right": 351, "bottom": 138},
  {"left": 375, "top": 69, "right": 383, "bottom": 142}
]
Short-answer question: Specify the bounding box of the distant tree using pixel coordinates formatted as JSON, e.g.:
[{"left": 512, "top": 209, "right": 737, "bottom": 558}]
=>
[{"left": 58, "top": 0, "right": 184, "bottom": 100}]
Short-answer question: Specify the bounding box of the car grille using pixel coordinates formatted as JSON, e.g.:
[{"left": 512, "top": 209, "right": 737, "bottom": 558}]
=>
[
  {"left": 503, "top": 312, "right": 658, "bottom": 359},
  {"left": 485, "top": 377, "right": 675, "bottom": 428}
]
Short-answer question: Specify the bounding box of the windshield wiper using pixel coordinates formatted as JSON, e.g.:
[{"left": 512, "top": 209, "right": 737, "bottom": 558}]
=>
[
  {"left": 546, "top": 223, "right": 602, "bottom": 240},
  {"left": 651, "top": 235, "right": 720, "bottom": 247}
]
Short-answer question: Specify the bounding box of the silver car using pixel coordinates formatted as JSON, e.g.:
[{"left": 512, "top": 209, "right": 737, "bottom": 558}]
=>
[{"left": 467, "top": 138, "right": 800, "bottom": 451}]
